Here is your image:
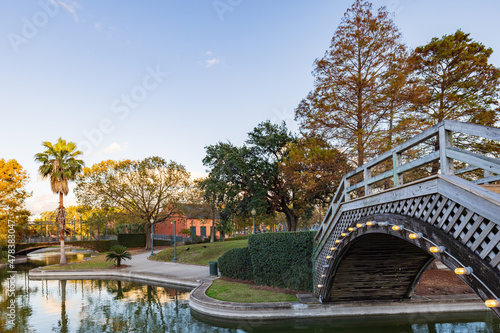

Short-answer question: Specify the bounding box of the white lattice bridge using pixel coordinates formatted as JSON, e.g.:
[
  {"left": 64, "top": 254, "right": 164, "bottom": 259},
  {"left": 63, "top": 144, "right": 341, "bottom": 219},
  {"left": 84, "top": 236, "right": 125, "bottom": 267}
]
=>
[{"left": 313, "top": 121, "right": 500, "bottom": 318}]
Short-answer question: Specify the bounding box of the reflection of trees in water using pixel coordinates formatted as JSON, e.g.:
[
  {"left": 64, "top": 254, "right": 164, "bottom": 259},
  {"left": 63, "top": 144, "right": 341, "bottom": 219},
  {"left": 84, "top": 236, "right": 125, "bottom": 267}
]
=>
[
  {"left": 10, "top": 270, "right": 496, "bottom": 332},
  {"left": 0, "top": 268, "right": 37, "bottom": 333},
  {"left": 53, "top": 280, "right": 69, "bottom": 333},
  {"left": 75, "top": 280, "right": 236, "bottom": 333}
]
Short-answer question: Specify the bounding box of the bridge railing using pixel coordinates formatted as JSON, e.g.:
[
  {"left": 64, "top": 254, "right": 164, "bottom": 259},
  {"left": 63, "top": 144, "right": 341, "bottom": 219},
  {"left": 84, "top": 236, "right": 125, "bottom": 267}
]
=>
[
  {"left": 315, "top": 120, "right": 500, "bottom": 245},
  {"left": 23, "top": 235, "right": 118, "bottom": 243}
]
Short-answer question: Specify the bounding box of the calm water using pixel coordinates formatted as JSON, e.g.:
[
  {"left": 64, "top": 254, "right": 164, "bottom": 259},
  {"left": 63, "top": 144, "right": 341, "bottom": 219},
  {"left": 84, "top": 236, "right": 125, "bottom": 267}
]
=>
[{"left": 0, "top": 251, "right": 499, "bottom": 332}]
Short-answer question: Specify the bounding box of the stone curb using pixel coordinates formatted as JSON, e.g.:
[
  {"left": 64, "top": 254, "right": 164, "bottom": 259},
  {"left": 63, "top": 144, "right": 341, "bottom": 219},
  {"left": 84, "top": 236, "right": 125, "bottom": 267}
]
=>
[
  {"left": 189, "top": 280, "right": 489, "bottom": 320},
  {"left": 28, "top": 268, "right": 491, "bottom": 320},
  {"left": 28, "top": 267, "right": 201, "bottom": 288}
]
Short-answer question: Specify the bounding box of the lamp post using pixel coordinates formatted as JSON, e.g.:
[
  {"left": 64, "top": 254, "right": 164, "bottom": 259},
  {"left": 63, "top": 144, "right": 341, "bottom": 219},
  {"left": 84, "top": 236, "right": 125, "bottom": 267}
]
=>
[
  {"left": 171, "top": 220, "right": 177, "bottom": 262},
  {"left": 251, "top": 208, "right": 256, "bottom": 234},
  {"left": 150, "top": 218, "right": 154, "bottom": 257}
]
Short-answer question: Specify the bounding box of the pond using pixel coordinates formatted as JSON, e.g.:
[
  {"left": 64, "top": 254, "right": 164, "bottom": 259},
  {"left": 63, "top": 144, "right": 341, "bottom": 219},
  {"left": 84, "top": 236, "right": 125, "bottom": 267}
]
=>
[{"left": 1, "top": 250, "right": 499, "bottom": 332}]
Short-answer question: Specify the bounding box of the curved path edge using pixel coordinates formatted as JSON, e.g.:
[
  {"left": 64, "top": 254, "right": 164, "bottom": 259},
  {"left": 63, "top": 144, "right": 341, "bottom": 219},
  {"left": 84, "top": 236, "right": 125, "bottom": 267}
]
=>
[
  {"left": 189, "top": 281, "right": 490, "bottom": 320},
  {"left": 29, "top": 268, "right": 200, "bottom": 289}
]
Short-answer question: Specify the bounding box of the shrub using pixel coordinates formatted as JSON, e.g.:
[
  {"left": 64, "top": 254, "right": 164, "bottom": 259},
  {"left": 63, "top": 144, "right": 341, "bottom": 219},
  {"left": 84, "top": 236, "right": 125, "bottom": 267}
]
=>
[
  {"left": 117, "top": 234, "right": 146, "bottom": 248},
  {"left": 225, "top": 235, "right": 249, "bottom": 242},
  {"left": 179, "top": 229, "right": 191, "bottom": 237},
  {"left": 66, "top": 240, "right": 117, "bottom": 253},
  {"left": 248, "top": 231, "right": 315, "bottom": 291},
  {"left": 106, "top": 245, "right": 132, "bottom": 267},
  {"left": 192, "top": 235, "right": 203, "bottom": 244},
  {"left": 0, "top": 251, "right": 7, "bottom": 264},
  {"left": 218, "top": 247, "right": 253, "bottom": 281}
]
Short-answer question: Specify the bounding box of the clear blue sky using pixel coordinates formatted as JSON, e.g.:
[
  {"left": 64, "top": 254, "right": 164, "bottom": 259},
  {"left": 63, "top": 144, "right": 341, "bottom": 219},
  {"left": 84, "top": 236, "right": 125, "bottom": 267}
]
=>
[{"left": 1, "top": 0, "right": 500, "bottom": 215}]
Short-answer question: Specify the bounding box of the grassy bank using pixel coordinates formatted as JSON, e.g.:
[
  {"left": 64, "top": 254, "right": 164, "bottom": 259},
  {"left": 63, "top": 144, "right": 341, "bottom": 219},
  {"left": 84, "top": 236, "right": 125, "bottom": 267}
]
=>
[
  {"left": 41, "top": 254, "right": 116, "bottom": 270},
  {"left": 206, "top": 279, "right": 298, "bottom": 303},
  {"left": 151, "top": 240, "right": 248, "bottom": 266},
  {"left": 40, "top": 248, "right": 145, "bottom": 270}
]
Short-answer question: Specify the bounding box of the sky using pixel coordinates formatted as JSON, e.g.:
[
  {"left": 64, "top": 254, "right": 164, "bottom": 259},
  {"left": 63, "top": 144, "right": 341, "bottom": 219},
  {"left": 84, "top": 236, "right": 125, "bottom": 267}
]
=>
[{"left": 1, "top": 0, "right": 500, "bottom": 216}]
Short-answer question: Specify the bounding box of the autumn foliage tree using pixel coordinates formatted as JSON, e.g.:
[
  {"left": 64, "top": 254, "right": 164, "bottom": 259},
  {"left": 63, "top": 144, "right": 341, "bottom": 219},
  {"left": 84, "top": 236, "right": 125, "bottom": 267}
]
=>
[
  {"left": 279, "top": 136, "right": 350, "bottom": 218},
  {"left": 0, "top": 159, "right": 32, "bottom": 246},
  {"left": 295, "top": 0, "right": 406, "bottom": 167},
  {"left": 410, "top": 30, "right": 500, "bottom": 127},
  {"left": 75, "top": 157, "right": 191, "bottom": 249}
]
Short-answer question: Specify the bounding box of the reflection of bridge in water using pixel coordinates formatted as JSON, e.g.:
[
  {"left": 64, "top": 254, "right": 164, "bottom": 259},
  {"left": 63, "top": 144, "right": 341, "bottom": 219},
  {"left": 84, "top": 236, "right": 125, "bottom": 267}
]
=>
[{"left": 314, "top": 121, "right": 500, "bottom": 318}]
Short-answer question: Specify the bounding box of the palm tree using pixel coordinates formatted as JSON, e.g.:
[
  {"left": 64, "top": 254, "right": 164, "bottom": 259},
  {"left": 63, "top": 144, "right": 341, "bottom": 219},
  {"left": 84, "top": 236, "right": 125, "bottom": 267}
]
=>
[
  {"left": 34, "top": 138, "right": 84, "bottom": 265},
  {"left": 106, "top": 245, "right": 132, "bottom": 267}
]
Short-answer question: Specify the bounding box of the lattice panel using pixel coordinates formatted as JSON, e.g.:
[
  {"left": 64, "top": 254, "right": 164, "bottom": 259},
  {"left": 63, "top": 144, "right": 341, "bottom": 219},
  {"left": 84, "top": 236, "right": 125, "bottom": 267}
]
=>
[{"left": 315, "top": 193, "right": 500, "bottom": 292}]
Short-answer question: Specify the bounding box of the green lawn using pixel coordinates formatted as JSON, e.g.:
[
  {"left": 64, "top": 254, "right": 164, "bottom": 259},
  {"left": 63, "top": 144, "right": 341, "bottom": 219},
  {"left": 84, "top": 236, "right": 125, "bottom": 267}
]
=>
[
  {"left": 206, "top": 279, "right": 298, "bottom": 303},
  {"left": 41, "top": 254, "right": 116, "bottom": 270},
  {"left": 151, "top": 239, "right": 248, "bottom": 266}
]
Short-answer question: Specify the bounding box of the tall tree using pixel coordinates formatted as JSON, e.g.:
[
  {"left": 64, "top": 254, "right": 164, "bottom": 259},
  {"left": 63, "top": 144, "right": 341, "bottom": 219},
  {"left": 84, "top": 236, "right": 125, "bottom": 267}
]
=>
[
  {"left": 410, "top": 29, "right": 500, "bottom": 127},
  {"left": 378, "top": 50, "right": 428, "bottom": 150},
  {"left": 75, "top": 157, "right": 190, "bottom": 249},
  {"left": 0, "top": 159, "right": 32, "bottom": 246},
  {"left": 202, "top": 121, "right": 348, "bottom": 231},
  {"left": 295, "top": 0, "right": 406, "bottom": 167},
  {"left": 410, "top": 30, "right": 500, "bottom": 169},
  {"left": 196, "top": 177, "right": 225, "bottom": 243},
  {"left": 280, "top": 136, "right": 350, "bottom": 217},
  {"left": 34, "top": 138, "right": 84, "bottom": 265}
]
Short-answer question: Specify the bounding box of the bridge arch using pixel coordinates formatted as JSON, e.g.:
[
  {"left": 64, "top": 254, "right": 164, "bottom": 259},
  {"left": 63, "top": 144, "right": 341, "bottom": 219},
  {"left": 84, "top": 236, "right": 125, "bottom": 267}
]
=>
[{"left": 316, "top": 214, "right": 500, "bottom": 317}]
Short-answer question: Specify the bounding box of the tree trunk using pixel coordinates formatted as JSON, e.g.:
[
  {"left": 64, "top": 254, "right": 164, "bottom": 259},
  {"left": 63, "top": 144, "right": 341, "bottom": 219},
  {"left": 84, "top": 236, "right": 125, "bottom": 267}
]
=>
[
  {"left": 145, "top": 223, "right": 151, "bottom": 250},
  {"left": 59, "top": 192, "right": 67, "bottom": 265},
  {"left": 210, "top": 206, "right": 215, "bottom": 243},
  {"left": 282, "top": 205, "right": 298, "bottom": 231},
  {"left": 431, "top": 139, "right": 440, "bottom": 174}
]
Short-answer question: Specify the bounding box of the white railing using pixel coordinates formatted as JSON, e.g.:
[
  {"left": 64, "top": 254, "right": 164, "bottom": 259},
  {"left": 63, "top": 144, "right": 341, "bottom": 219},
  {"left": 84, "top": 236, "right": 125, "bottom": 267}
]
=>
[{"left": 315, "top": 120, "right": 500, "bottom": 247}]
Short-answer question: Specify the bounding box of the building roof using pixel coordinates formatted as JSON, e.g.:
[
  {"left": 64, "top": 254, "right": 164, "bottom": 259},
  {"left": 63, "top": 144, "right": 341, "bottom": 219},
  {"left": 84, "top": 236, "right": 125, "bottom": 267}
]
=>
[{"left": 175, "top": 204, "right": 220, "bottom": 220}]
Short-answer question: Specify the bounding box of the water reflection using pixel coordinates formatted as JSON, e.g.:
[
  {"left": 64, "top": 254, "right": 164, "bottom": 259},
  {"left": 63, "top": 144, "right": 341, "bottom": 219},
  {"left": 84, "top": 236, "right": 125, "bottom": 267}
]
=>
[
  {"left": 0, "top": 254, "right": 499, "bottom": 332},
  {"left": 0, "top": 265, "right": 217, "bottom": 333},
  {"left": 27, "top": 249, "right": 93, "bottom": 267}
]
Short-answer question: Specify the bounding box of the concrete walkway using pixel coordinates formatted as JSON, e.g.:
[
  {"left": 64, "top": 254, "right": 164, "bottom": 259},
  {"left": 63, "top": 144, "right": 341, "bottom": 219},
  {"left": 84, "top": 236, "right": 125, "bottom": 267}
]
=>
[
  {"left": 124, "top": 251, "right": 215, "bottom": 283},
  {"left": 29, "top": 250, "right": 216, "bottom": 288}
]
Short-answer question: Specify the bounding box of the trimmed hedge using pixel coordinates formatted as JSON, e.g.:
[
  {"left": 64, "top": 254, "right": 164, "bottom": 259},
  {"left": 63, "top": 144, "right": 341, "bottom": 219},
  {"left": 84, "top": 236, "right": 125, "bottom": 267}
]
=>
[
  {"left": 67, "top": 240, "right": 117, "bottom": 253},
  {"left": 225, "top": 235, "right": 249, "bottom": 242},
  {"left": 117, "top": 234, "right": 171, "bottom": 248},
  {"left": 218, "top": 247, "right": 253, "bottom": 281},
  {"left": 217, "top": 231, "right": 316, "bottom": 292},
  {"left": 248, "top": 231, "right": 315, "bottom": 292},
  {"left": 117, "top": 234, "right": 147, "bottom": 248}
]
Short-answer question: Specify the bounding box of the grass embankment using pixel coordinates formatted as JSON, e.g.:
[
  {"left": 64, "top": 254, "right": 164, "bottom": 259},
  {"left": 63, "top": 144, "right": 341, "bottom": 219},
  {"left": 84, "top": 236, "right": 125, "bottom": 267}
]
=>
[
  {"left": 40, "top": 248, "right": 144, "bottom": 270},
  {"left": 206, "top": 279, "right": 298, "bottom": 303},
  {"left": 41, "top": 253, "right": 115, "bottom": 270},
  {"left": 151, "top": 239, "right": 248, "bottom": 266}
]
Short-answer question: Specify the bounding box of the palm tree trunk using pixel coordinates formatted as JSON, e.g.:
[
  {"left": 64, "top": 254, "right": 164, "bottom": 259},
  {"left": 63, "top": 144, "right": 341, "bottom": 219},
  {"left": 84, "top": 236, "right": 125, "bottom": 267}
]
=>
[
  {"left": 60, "top": 280, "right": 68, "bottom": 332},
  {"left": 59, "top": 192, "right": 67, "bottom": 265}
]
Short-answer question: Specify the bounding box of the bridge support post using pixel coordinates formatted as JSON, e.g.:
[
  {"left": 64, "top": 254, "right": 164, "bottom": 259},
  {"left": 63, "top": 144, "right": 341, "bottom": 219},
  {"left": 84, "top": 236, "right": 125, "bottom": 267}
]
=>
[
  {"left": 364, "top": 167, "right": 372, "bottom": 195},
  {"left": 439, "top": 126, "right": 454, "bottom": 175},
  {"left": 345, "top": 178, "right": 351, "bottom": 201},
  {"left": 392, "top": 152, "right": 402, "bottom": 187}
]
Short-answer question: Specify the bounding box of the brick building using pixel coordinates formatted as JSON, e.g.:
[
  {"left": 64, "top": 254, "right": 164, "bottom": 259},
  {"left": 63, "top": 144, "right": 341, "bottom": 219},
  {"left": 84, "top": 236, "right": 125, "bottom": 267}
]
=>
[{"left": 154, "top": 204, "right": 222, "bottom": 239}]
